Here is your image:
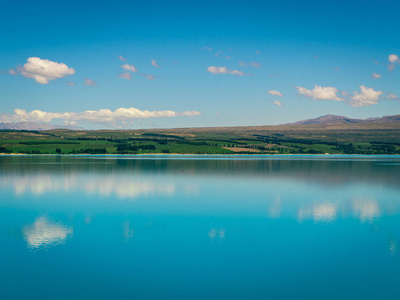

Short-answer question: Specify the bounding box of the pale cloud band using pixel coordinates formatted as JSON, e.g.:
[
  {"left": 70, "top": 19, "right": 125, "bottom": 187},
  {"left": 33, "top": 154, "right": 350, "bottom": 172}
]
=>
[{"left": 1, "top": 107, "right": 201, "bottom": 126}]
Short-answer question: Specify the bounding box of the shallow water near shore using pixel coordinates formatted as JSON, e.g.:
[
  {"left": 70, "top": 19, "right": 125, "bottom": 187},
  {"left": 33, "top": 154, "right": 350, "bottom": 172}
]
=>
[{"left": 1, "top": 155, "right": 400, "bottom": 299}]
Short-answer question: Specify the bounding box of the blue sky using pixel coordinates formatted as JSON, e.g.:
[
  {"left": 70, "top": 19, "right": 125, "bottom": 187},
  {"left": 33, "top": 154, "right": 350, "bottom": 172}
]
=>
[{"left": 1, "top": 0, "right": 399, "bottom": 129}]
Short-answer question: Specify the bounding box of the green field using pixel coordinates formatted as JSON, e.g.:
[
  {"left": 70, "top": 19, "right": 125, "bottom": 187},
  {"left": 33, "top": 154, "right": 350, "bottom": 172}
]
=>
[{"left": 1, "top": 122, "right": 400, "bottom": 155}]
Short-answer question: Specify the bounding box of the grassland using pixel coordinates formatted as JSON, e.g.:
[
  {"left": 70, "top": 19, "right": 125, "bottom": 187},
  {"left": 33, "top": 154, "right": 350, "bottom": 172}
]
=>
[{"left": 1, "top": 122, "right": 400, "bottom": 155}]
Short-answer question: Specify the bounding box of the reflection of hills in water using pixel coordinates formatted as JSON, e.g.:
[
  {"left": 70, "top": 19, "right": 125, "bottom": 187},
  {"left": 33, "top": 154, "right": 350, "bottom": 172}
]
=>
[
  {"left": 1, "top": 155, "right": 399, "bottom": 189},
  {"left": 1, "top": 156, "right": 399, "bottom": 224}
]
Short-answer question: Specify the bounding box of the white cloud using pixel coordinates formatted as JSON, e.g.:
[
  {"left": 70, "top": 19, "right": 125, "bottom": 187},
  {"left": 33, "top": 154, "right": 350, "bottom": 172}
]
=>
[
  {"left": 389, "top": 54, "right": 398, "bottom": 63},
  {"left": 0, "top": 107, "right": 201, "bottom": 127},
  {"left": 151, "top": 59, "right": 160, "bottom": 68},
  {"left": 18, "top": 57, "right": 75, "bottom": 84},
  {"left": 65, "top": 81, "right": 75, "bottom": 86},
  {"left": 121, "top": 64, "right": 138, "bottom": 72},
  {"left": 267, "top": 90, "right": 283, "bottom": 97},
  {"left": 371, "top": 73, "right": 381, "bottom": 79},
  {"left": 207, "top": 66, "right": 245, "bottom": 76},
  {"left": 9, "top": 68, "right": 16, "bottom": 75},
  {"left": 350, "top": 86, "right": 383, "bottom": 107},
  {"left": 118, "top": 55, "right": 126, "bottom": 61},
  {"left": 84, "top": 78, "right": 96, "bottom": 86},
  {"left": 23, "top": 217, "right": 73, "bottom": 250},
  {"left": 388, "top": 54, "right": 398, "bottom": 71},
  {"left": 272, "top": 100, "right": 283, "bottom": 107},
  {"left": 296, "top": 85, "right": 344, "bottom": 101},
  {"left": 250, "top": 62, "right": 261, "bottom": 68},
  {"left": 118, "top": 72, "right": 131, "bottom": 80}
]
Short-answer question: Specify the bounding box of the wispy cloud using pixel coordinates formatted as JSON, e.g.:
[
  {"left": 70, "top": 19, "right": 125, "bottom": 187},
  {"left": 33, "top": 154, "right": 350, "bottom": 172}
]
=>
[
  {"left": 203, "top": 47, "right": 212, "bottom": 51},
  {"left": 140, "top": 73, "right": 155, "bottom": 80},
  {"left": 121, "top": 64, "right": 138, "bottom": 72},
  {"left": 215, "top": 50, "right": 223, "bottom": 57},
  {"left": 371, "top": 73, "right": 381, "bottom": 79},
  {"left": 349, "top": 86, "right": 383, "bottom": 107},
  {"left": 118, "top": 72, "right": 132, "bottom": 80},
  {"left": 84, "top": 78, "right": 96, "bottom": 86},
  {"left": 296, "top": 85, "right": 344, "bottom": 101},
  {"left": 118, "top": 55, "right": 126, "bottom": 61},
  {"left": 272, "top": 100, "right": 283, "bottom": 107},
  {"left": 267, "top": 90, "right": 283, "bottom": 97},
  {"left": 151, "top": 59, "right": 160, "bottom": 68},
  {"left": 0, "top": 107, "right": 201, "bottom": 127},
  {"left": 238, "top": 61, "right": 261, "bottom": 68},
  {"left": 207, "top": 66, "right": 245, "bottom": 76},
  {"left": 387, "top": 92, "right": 399, "bottom": 100},
  {"left": 17, "top": 57, "right": 75, "bottom": 84},
  {"left": 65, "top": 81, "right": 75, "bottom": 86}
]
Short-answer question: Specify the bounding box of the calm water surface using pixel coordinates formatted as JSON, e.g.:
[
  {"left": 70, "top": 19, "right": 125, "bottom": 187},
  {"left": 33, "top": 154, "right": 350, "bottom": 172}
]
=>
[{"left": 1, "top": 155, "right": 400, "bottom": 299}]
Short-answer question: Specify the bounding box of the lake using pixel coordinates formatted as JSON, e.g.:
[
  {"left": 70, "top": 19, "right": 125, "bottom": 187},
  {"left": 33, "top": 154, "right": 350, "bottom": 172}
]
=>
[{"left": 1, "top": 155, "right": 400, "bottom": 299}]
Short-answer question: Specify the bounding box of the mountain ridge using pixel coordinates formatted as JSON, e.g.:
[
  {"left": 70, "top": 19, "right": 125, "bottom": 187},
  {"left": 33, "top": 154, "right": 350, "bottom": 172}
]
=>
[
  {"left": 286, "top": 114, "right": 400, "bottom": 125},
  {"left": 1, "top": 114, "right": 400, "bottom": 131}
]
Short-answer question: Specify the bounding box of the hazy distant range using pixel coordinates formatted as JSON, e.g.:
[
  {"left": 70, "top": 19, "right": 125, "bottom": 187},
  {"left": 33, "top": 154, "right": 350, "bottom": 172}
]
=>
[{"left": 1, "top": 114, "right": 400, "bottom": 131}]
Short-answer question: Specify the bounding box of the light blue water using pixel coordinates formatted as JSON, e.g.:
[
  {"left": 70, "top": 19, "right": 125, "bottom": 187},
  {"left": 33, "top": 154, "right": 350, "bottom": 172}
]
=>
[{"left": 1, "top": 155, "right": 400, "bottom": 299}]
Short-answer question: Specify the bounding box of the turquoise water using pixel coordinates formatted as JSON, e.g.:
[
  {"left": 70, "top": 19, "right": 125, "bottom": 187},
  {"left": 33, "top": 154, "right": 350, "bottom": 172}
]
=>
[{"left": 1, "top": 155, "right": 400, "bottom": 299}]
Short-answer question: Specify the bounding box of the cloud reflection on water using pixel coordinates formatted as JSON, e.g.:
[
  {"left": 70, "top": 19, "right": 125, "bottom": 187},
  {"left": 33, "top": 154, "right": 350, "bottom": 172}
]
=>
[
  {"left": 22, "top": 217, "right": 73, "bottom": 250},
  {"left": 298, "top": 203, "right": 337, "bottom": 223},
  {"left": 353, "top": 198, "right": 380, "bottom": 223},
  {"left": 3, "top": 174, "right": 177, "bottom": 199}
]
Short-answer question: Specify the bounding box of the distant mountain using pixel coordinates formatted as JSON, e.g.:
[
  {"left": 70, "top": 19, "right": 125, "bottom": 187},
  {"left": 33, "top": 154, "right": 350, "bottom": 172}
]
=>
[
  {"left": 0, "top": 122, "right": 84, "bottom": 131},
  {"left": 287, "top": 114, "right": 400, "bottom": 125}
]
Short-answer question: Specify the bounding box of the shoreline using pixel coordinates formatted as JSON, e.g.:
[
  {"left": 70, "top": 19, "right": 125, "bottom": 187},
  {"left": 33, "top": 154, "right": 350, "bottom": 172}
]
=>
[{"left": 1, "top": 153, "right": 400, "bottom": 157}]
